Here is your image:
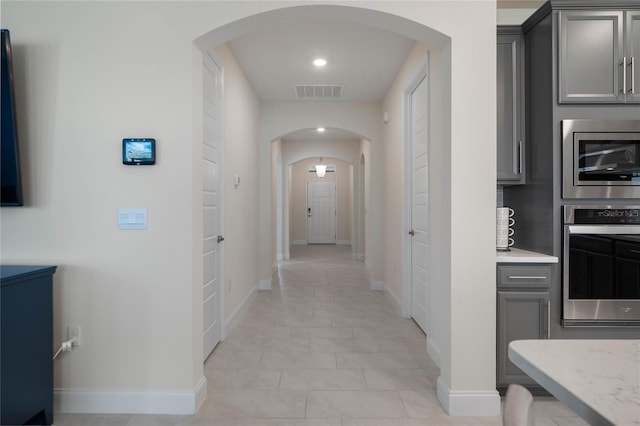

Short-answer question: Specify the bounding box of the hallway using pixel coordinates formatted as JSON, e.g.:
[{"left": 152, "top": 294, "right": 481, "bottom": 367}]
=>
[
  {"left": 194, "top": 245, "right": 583, "bottom": 425},
  {"left": 200, "top": 244, "right": 454, "bottom": 424},
  {"left": 53, "top": 245, "right": 584, "bottom": 425}
]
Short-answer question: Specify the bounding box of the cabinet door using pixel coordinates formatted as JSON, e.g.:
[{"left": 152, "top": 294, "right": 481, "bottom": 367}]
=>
[
  {"left": 497, "top": 33, "right": 525, "bottom": 184},
  {"left": 616, "top": 258, "right": 640, "bottom": 298},
  {"left": 497, "top": 291, "right": 549, "bottom": 386},
  {"left": 559, "top": 10, "right": 624, "bottom": 103},
  {"left": 626, "top": 11, "right": 640, "bottom": 103}
]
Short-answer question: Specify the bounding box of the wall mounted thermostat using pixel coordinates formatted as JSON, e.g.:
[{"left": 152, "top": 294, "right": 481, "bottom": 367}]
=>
[{"left": 122, "top": 138, "right": 156, "bottom": 165}]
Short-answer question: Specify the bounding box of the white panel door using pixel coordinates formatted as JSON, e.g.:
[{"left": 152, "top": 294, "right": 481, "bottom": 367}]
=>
[
  {"left": 410, "top": 75, "right": 430, "bottom": 335},
  {"left": 202, "top": 52, "right": 222, "bottom": 359},
  {"left": 307, "top": 181, "right": 336, "bottom": 244}
]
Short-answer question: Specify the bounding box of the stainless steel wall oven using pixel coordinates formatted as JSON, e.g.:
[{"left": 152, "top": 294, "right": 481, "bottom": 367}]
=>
[
  {"left": 563, "top": 206, "right": 640, "bottom": 326},
  {"left": 563, "top": 120, "right": 640, "bottom": 199}
]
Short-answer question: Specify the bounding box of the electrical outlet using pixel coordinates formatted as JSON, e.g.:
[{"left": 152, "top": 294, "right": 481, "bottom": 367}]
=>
[{"left": 67, "top": 325, "right": 81, "bottom": 346}]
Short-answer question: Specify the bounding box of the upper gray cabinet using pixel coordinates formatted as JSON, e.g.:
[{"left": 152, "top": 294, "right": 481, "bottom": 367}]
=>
[
  {"left": 559, "top": 9, "right": 640, "bottom": 103},
  {"left": 628, "top": 11, "right": 640, "bottom": 103},
  {"left": 497, "top": 28, "right": 525, "bottom": 184}
]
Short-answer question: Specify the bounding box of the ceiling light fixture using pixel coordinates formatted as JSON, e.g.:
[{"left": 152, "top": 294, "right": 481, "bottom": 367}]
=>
[
  {"left": 313, "top": 58, "right": 327, "bottom": 67},
  {"left": 317, "top": 127, "right": 325, "bottom": 132},
  {"left": 316, "top": 157, "right": 327, "bottom": 178}
]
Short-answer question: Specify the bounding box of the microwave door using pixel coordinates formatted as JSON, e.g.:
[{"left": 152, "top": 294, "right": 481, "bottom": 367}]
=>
[
  {"left": 562, "top": 120, "right": 640, "bottom": 199},
  {"left": 574, "top": 133, "right": 640, "bottom": 185}
]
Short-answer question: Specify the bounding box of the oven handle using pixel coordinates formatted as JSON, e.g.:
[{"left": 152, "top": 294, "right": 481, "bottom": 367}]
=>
[{"left": 567, "top": 225, "right": 640, "bottom": 235}]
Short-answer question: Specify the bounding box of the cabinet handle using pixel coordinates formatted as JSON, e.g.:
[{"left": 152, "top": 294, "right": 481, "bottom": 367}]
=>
[
  {"left": 621, "top": 56, "right": 627, "bottom": 95},
  {"left": 630, "top": 57, "right": 635, "bottom": 95},
  {"left": 547, "top": 300, "right": 551, "bottom": 339},
  {"left": 518, "top": 141, "right": 523, "bottom": 174},
  {"left": 508, "top": 275, "right": 548, "bottom": 280}
]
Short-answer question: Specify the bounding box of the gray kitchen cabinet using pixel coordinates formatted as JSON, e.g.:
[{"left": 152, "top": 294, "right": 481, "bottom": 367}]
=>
[
  {"left": 497, "top": 27, "right": 525, "bottom": 184},
  {"left": 496, "top": 264, "right": 551, "bottom": 388},
  {"left": 628, "top": 11, "right": 640, "bottom": 103},
  {"left": 559, "top": 9, "right": 640, "bottom": 103}
]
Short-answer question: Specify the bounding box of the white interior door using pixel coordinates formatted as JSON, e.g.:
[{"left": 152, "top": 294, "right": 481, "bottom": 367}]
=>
[
  {"left": 307, "top": 181, "right": 336, "bottom": 244},
  {"left": 410, "top": 75, "right": 430, "bottom": 335},
  {"left": 202, "top": 52, "right": 222, "bottom": 359}
]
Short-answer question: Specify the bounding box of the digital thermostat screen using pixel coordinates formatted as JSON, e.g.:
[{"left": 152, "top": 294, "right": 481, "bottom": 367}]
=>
[{"left": 123, "top": 138, "right": 155, "bottom": 165}]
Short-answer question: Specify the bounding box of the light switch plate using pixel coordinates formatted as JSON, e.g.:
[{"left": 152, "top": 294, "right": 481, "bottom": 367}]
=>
[{"left": 118, "top": 208, "right": 147, "bottom": 230}]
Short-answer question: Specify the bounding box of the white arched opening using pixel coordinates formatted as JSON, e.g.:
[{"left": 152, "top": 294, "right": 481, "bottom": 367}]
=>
[
  {"left": 270, "top": 129, "right": 365, "bottom": 263},
  {"left": 193, "top": 3, "right": 499, "bottom": 418}
]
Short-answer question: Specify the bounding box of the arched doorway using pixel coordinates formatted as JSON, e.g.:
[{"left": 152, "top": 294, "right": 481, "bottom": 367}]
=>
[{"left": 270, "top": 128, "right": 368, "bottom": 264}]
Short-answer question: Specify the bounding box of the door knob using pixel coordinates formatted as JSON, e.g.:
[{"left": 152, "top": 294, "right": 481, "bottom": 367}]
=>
[
  {"left": 408, "top": 230, "right": 415, "bottom": 236},
  {"left": 217, "top": 235, "right": 225, "bottom": 243}
]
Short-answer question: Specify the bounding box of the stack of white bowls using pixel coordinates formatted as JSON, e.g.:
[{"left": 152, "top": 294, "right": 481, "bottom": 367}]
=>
[{"left": 497, "top": 207, "right": 515, "bottom": 251}]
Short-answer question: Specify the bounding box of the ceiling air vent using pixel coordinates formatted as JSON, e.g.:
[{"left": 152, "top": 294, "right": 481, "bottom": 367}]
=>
[{"left": 295, "top": 84, "right": 344, "bottom": 100}]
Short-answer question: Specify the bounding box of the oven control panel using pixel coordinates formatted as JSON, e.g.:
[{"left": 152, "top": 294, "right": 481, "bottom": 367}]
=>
[
  {"left": 565, "top": 205, "right": 640, "bottom": 225},
  {"left": 573, "top": 208, "right": 640, "bottom": 224}
]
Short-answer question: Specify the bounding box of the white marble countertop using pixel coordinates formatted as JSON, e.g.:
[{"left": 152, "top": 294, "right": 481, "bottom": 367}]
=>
[
  {"left": 496, "top": 247, "right": 558, "bottom": 263},
  {"left": 509, "top": 339, "right": 640, "bottom": 426}
]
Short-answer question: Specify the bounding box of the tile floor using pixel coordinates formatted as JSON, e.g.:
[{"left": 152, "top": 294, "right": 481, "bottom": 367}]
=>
[{"left": 54, "top": 245, "right": 586, "bottom": 426}]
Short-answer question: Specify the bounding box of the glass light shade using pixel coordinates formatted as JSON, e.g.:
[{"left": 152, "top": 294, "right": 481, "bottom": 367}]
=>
[{"left": 315, "top": 164, "right": 327, "bottom": 178}]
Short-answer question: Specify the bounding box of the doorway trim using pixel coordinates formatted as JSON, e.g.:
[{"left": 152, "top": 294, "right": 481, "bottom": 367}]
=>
[{"left": 402, "top": 55, "right": 441, "bottom": 367}]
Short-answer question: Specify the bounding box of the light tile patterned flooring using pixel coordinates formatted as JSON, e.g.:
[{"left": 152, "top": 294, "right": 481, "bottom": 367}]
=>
[{"left": 54, "top": 245, "right": 586, "bottom": 426}]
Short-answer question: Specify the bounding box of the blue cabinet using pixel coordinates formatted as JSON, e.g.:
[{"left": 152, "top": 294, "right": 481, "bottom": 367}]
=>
[{"left": 1, "top": 265, "right": 57, "bottom": 425}]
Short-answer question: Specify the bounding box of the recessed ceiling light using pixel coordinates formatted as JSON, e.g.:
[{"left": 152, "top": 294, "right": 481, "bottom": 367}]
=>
[
  {"left": 317, "top": 127, "right": 325, "bottom": 132},
  {"left": 313, "top": 58, "right": 327, "bottom": 67}
]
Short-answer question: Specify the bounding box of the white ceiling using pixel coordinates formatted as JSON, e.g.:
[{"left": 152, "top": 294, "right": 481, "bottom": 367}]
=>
[
  {"left": 227, "top": 20, "right": 416, "bottom": 103},
  {"left": 226, "top": 3, "right": 543, "bottom": 141},
  {"left": 281, "top": 127, "right": 361, "bottom": 142}
]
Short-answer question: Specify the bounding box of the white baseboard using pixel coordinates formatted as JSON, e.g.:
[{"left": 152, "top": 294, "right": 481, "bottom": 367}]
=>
[
  {"left": 436, "top": 377, "right": 501, "bottom": 416},
  {"left": 194, "top": 376, "right": 207, "bottom": 413},
  {"left": 291, "top": 240, "right": 307, "bottom": 245},
  {"left": 427, "top": 337, "right": 441, "bottom": 368},
  {"left": 336, "top": 240, "right": 351, "bottom": 246},
  {"left": 259, "top": 279, "right": 272, "bottom": 290},
  {"left": 224, "top": 283, "right": 258, "bottom": 334},
  {"left": 54, "top": 376, "right": 208, "bottom": 415},
  {"left": 381, "top": 284, "right": 402, "bottom": 315},
  {"left": 370, "top": 280, "right": 384, "bottom": 291}
]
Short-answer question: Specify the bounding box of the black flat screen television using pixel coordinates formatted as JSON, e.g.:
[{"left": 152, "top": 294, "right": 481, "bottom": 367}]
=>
[{"left": 1, "top": 29, "right": 23, "bottom": 206}]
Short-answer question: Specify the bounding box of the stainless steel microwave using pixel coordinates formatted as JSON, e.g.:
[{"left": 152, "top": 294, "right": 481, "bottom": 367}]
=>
[{"left": 563, "top": 120, "right": 640, "bottom": 199}]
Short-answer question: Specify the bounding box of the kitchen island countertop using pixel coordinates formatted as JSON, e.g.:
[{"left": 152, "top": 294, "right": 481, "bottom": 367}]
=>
[{"left": 509, "top": 339, "right": 640, "bottom": 426}]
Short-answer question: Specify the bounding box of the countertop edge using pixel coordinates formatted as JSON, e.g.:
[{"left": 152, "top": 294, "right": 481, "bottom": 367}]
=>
[{"left": 496, "top": 248, "right": 559, "bottom": 264}]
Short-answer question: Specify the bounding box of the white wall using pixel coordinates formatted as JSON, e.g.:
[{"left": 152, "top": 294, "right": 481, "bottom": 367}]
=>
[
  {"left": 271, "top": 138, "right": 283, "bottom": 267},
  {"left": 497, "top": 8, "right": 537, "bottom": 25},
  {"left": 2, "top": 0, "right": 498, "bottom": 416},
  {"left": 1, "top": 1, "right": 199, "bottom": 399}
]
